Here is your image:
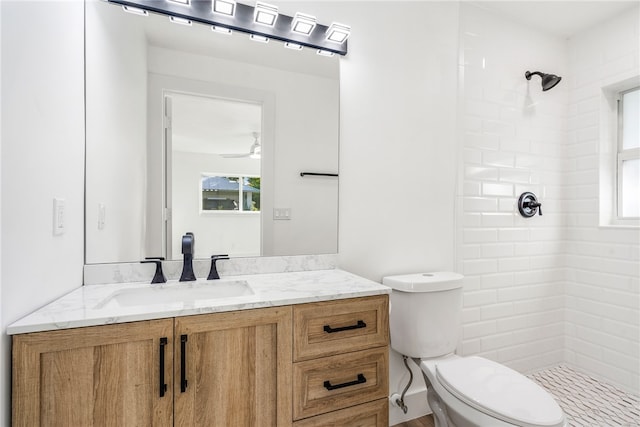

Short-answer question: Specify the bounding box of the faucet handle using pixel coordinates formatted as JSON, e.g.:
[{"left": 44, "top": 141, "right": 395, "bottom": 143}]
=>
[
  {"left": 141, "top": 257, "right": 167, "bottom": 284},
  {"left": 207, "top": 255, "right": 229, "bottom": 280}
]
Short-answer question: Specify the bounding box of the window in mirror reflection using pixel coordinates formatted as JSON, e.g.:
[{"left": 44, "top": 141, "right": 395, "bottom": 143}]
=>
[{"left": 201, "top": 175, "right": 261, "bottom": 212}]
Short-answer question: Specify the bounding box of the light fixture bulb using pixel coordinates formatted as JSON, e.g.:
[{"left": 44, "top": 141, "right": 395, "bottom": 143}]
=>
[
  {"left": 168, "top": 0, "right": 190, "bottom": 5},
  {"left": 316, "top": 49, "right": 335, "bottom": 57},
  {"left": 325, "top": 22, "right": 350, "bottom": 43},
  {"left": 212, "top": 25, "right": 232, "bottom": 35},
  {"left": 170, "top": 16, "right": 192, "bottom": 25},
  {"left": 250, "top": 34, "right": 269, "bottom": 43},
  {"left": 122, "top": 5, "right": 148, "bottom": 16},
  {"left": 291, "top": 12, "right": 316, "bottom": 35},
  {"left": 284, "top": 42, "right": 303, "bottom": 50},
  {"left": 212, "top": 0, "right": 236, "bottom": 16},
  {"left": 254, "top": 2, "right": 278, "bottom": 27}
]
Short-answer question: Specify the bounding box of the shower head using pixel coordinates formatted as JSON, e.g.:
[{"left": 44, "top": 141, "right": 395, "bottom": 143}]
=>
[{"left": 525, "top": 71, "right": 562, "bottom": 91}]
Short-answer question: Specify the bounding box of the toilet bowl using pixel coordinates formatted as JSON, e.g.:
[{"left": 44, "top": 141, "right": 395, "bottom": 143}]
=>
[
  {"left": 420, "top": 355, "right": 566, "bottom": 427},
  {"left": 383, "top": 273, "right": 567, "bottom": 427}
]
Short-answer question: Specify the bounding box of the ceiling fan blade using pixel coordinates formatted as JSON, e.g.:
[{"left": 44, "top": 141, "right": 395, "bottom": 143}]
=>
[{"left": 220, "top": 153, "right": 250, "bottom": 158}]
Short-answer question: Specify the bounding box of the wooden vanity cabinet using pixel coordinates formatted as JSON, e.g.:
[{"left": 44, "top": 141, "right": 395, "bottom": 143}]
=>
[
  {"left": 12, "top": 319, "right": 174, "bottom": 427},
  {"left": 13, "top": 296, "right": 389, "bottom": 427},
  {"left": 12, "top": 307, "right": 291, "bottom": 427}
]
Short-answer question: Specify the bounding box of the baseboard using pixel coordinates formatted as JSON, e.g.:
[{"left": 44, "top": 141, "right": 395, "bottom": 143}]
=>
[{"left": 388, "top": 387, "right": 431, "bottom": 426}]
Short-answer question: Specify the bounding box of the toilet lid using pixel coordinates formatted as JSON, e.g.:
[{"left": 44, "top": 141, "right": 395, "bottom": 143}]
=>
[{"left": 436, "top": 357, "right": 565, "bottom": 427}]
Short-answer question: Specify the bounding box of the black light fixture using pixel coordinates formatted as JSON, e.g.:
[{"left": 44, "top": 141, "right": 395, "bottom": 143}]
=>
[
  {"left": 112, "top": 0, "right": 349, "bottom": 56},
  {"left": 525, "top": 71, "right": 562, "bottom": 91}
]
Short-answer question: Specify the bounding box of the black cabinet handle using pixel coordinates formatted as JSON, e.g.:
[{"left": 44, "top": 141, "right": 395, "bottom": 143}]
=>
[
  {"left": 323, "top": 320, "right": 366, "bottom": 334},
  {"left": 324, "top": 373, "right": 366, "bottom": 391},
  {"left": 180, "top": 335, "right": 188, "bottom": 392},
  {"left": 159, "top": 337, "right": 168, "bottom": 397}
]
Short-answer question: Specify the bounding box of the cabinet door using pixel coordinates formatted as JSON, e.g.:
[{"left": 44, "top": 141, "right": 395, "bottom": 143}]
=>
[
  {"left": 175, "top": 306, "right": 292, "bottom": 427},
  {"left": 12, "top": 319, "right": 173, "bottom": 427}
]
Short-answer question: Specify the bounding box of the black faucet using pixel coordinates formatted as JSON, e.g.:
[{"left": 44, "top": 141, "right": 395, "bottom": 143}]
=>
[
  {"left": 140, "top": 257, "right": 166, "bottom": 284},
  {"left": 207, "top": 254, "right": 229, "bottom": 280},
  {"left": 179, "top": 232, "right": 196, "bottom": 282}
]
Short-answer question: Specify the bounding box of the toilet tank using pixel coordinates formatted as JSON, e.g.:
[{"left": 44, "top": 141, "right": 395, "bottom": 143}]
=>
[{"left": 383, "top": 272, "right": 463, "bottom": 358}]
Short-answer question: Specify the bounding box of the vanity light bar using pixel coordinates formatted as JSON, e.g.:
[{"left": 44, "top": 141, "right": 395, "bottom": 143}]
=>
[{"left": 108, "top": 0, "right": 348, "bottom": 56}]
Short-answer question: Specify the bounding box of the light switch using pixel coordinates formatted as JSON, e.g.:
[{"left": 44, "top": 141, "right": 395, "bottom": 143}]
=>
[
  {"left": 274, "top": 208, "right": 291, "bottom": 220},
  {"left": 98, "top": 203, "right": 106, "bottom": 230},
  {"left": 53, "top": 198, "right": 65, "bottom": 235}
]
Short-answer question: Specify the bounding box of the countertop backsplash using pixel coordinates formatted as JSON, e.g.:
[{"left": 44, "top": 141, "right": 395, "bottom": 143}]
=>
[{"left": 83, "top": 254, "right": 338, "bottom": 285}]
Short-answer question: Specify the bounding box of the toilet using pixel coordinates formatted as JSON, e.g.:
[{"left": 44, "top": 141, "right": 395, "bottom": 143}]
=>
[{"left": 383, "top": 272, "right": 567, "bottom": 427}]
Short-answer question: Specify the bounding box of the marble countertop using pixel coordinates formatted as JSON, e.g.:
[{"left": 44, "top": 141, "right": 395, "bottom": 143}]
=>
[{"left": 7, "top": 269, "right": 390, "bottom": 335}]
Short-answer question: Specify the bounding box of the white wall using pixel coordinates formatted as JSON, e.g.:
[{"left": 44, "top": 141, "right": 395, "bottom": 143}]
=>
[
  {"left": 0, "top": 1, "right": 85, "bottom": 424},
  {"left": 332, "top": 2, "right": 460, "bottom": 424},
  {"left": 0, "top": 2, "right": 4, "bottom": 421},
  {"left": 565, "top": 7, "right": 640, "bottom": 394},
  {"left": 85, "top": 0, "right": 148, "bottom": 263},
  {"left": 456, "top": 3, "right": 568, "bottom": 374}
]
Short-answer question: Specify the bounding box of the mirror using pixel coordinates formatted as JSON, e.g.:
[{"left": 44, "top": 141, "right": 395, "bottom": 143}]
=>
[
  {"left": 167, "top": 92, "right": 263, "bottom": 259},
  {"left": 85, "top": 0, "right": 339, "bottom": 264}
]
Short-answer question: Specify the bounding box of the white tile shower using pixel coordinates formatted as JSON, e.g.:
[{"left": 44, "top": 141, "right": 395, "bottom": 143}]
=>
[
  {"left": 456, "top": 1, "right": 639, "bottom": 396},
  {"left": 457, "top": 2, "right": 568, "bottom": 374}
]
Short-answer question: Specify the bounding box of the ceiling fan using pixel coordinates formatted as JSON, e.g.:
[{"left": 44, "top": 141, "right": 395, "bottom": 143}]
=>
[{"left": 221, "top": 132, "right": 261, "bottom": 159}]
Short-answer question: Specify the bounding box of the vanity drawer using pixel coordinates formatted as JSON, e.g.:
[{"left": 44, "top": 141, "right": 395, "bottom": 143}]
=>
[
  {"left": 293, "top": 295, "right": 388, "bottom": 361},
  {"left": 292, "top": 399, "right": 388, "bottom": 427},
  {"left": 292, "top": 347, "right": 388, "bottom": 420}
]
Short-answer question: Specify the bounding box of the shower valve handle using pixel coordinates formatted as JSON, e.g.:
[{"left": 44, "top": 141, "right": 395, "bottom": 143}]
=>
[
  {"left": 525, "top": 201, "right": 542, "bottom": 216},
  {"left": 518, "top": 192, "right": 542, "bottom": 218}
]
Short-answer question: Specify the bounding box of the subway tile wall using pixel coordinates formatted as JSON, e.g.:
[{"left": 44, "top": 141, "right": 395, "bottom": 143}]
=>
[
  {"left": 565, "top": 8, "right": 640, "bottom": 394},
  {"left": 457, "top": 3, "right": 640, "bottom": 395},
  {"left": 457, "top": 3, "right": 569, "bottom": 374}
]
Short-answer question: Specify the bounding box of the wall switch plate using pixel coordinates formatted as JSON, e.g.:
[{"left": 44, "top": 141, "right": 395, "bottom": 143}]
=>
[
  {"left": 274, "top": 208, "right": 291, "bottom": 220},
  {"left": 98, "top": 203, "right": 106, "bottom": 230},
  {"left": 53, "top": 198, "right": 65, "bottom": 235}
]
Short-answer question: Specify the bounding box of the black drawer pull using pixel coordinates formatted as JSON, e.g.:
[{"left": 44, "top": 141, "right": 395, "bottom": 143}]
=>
[
  {"left": 159, "top": 337, "right": 168, "bottom": 397},
  {"left": 324, "top": 373, "right": 366, "bottom": 391},
  {"left": 180, "top": 334, "right": 188, "bottom": 392},
  {"left": 323, "top": 320, "right": 366, "bottom": 334}
]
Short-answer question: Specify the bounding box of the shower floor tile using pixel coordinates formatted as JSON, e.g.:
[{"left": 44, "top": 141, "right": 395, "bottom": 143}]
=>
[{"left": 528, "top": 365, "right": 640, "bottom": 427}]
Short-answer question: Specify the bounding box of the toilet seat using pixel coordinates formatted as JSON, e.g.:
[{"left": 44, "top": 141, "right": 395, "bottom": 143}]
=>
[{"left": 435, "top": 356, "right": 565, "bottom": 427}]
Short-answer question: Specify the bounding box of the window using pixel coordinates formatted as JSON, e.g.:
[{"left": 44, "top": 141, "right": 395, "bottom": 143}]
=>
[
  {"left": 201, "top": 175, "right": 260, "bottom": 212},
  {"left": 617, "top": 87, "right": 640, "bottom": 219}
]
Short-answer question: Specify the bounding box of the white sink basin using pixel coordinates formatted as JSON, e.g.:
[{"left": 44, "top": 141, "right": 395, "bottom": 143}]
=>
[{"left": 95, "top": 280, "right": 254, "bottom": 309}]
